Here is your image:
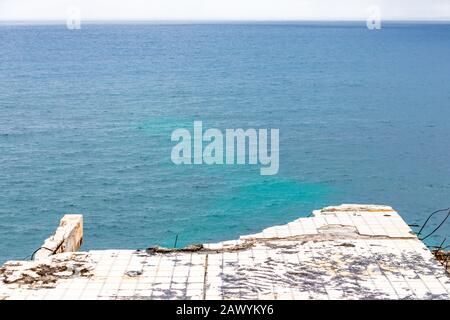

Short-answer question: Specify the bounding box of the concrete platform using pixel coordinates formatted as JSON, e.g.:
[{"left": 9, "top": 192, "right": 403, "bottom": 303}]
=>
[{"left": 1, "top": 204, "right": 449, "bottom": 300}]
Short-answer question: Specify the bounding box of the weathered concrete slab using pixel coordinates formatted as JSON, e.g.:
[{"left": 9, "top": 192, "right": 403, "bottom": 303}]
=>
[{"left": 1, "top": 205, "right": 449, "bottom": 300}]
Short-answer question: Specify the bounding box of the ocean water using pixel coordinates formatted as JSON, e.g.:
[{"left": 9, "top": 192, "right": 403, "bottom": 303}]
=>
[{"left": 1, "top": 22, "right": 450, "bottom": 263}]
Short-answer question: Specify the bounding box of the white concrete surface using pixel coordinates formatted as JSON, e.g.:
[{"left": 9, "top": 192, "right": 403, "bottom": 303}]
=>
[{"left": 1, "top": 204, "right": 449, "bottom": 300}]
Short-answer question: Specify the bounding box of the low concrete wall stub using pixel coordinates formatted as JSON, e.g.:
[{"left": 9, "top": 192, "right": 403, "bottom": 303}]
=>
[{"left": 33, "top": 215, "right": 83, "bottom": 260}]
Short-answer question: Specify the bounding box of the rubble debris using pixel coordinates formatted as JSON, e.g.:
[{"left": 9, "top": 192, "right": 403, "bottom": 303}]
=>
[
  {"left": 0, "top": 253, "right": 94, "bottom": 289},
  {"left": 433, "top": 249, "right": 449, "bottom": 274}
]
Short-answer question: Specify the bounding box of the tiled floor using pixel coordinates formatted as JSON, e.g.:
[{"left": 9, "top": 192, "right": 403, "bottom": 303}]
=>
[{"left": 1, "top": 204, "right": 449, "bottom": 300}]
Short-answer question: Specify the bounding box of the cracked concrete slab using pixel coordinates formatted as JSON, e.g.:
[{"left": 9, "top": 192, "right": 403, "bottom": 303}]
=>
[{"left": 1, "top": 204, "right": 449, "bottom": 300}]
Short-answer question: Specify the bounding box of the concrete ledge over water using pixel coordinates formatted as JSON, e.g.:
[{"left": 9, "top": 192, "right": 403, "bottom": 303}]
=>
[{"left": 0, "top": 204, "right": 449, "bottom": 300}]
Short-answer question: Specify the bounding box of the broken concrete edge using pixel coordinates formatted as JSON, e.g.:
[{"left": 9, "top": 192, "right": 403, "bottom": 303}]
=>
[
  {"left": 149, "top": 204, "right": 410, "bottom": 251},
  {"left": 144, "top": 204, "right": 449, "bottom": 275},
  {"left": 0, "top": 204, "right": 448, "bottom": 294},
  {"left": 317, "top": 204, "right": 396, "bottom": 214},
  {"left": 10, "top": 204, "right": 447, "bottom": 270},
  {"left": 33, "top": 215, "right": 83, "bottom": 260}
]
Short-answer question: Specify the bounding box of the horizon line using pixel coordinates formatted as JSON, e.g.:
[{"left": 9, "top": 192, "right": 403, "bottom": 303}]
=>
[{"left": 1, "top": 18, "right": 450, "bottom": 25}]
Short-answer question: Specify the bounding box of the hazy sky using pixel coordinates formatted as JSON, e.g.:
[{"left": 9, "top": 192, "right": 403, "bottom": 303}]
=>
[{"left": 1, "top": 0, "right": 449, "bottom": 21}]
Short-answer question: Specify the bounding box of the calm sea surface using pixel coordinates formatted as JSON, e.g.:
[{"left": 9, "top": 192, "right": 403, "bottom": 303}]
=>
[{"left": 1, "top": 23, "right": 450, "bottom": 263}]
